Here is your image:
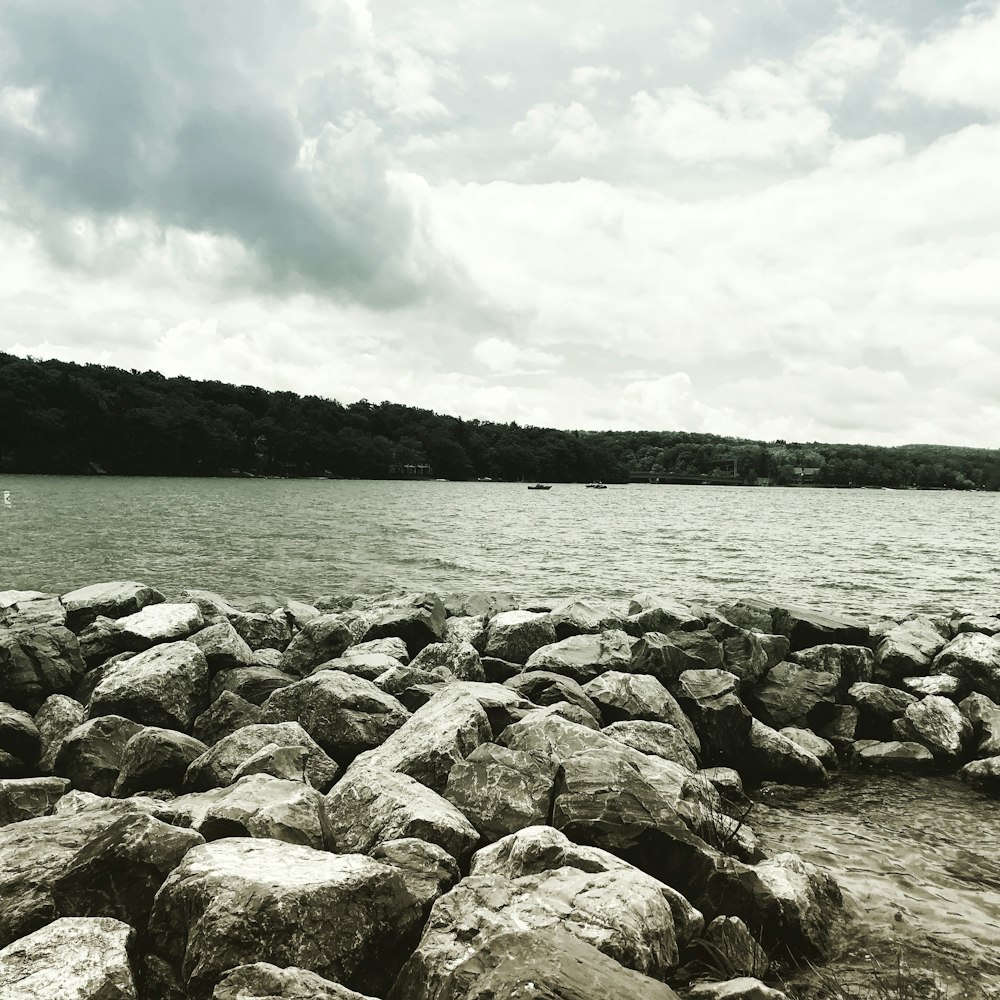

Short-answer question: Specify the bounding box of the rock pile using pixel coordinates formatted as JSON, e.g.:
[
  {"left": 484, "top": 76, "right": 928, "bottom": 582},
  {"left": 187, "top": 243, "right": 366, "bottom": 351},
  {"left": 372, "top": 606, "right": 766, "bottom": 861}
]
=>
[{"left": 1, "top": 581, "right": 998, "bottom": 999}]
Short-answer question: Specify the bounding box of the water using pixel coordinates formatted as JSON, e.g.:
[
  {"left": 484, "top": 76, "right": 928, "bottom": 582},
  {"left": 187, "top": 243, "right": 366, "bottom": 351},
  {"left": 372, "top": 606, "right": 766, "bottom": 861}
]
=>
[{"left": 2, "top": 476, "right": 999, "bottom": 617}]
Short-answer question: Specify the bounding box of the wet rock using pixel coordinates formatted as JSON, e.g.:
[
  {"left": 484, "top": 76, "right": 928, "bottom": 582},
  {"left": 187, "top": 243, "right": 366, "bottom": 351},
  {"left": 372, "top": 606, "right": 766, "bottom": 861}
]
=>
[
  {"left": 189, "top": 621, "right": 254, "bottom": 671},
  {"left": 603, "top": 719, "right": 699, "bottom": 770},
  {"left": 624, "top": 596, "right": 704, "bottom": 636},
  {"left": 960, "top": 692, "right": 1000, "bottom": 758},
  {"left": 0, "top": 776, "right": 70, "bottom": 826},
  {"left": 212, "top": 963, "right": 379, "bottom": 1000},
  {"left": 524, "top": 629, "right": 633, "bottom": 683},
  {"left": 625, "top": 632, "right": 699, "bottom": 688},
  {"left": 874, "top": 616, "right": 948, "bottom": 679},
  {"left": 443, "top": 743, "right": 558, "bottom": 842},
  {"left": 279, "top": 613, "right": 356, "bottom": 677},
  {"left": 0, "top": 702, "right": 40, "bottom": 762},
  {"left": 327, "top": 767, "right": 479, "bottom": 862},
  {"left": 686, "top": 978, "right": 787, "bottom": 1000},
  {"left": 957, "top": 756, "right": 1000, "bottom": 796},
  {"left": 584, "top": 671, "right": 688, "bottom": 727},
  {"left": 931, "top": 632, "right": 1000, "bottom": 701},
  {"left": 113, "top": 727, "right": 208, "bottom": 796},
  {"left": 701, "top": 915, "right": 769, "bottom": 978},
  {"left": 51, "top": 812, "right": 204, "bottom": 931},
  {"left": 848, "top": 681, "right": 918, "bottom": 726},
  {"left": 700, "top": 767, "right": 749, "bottom": 807},
  {"left": 892, "top": 695, "right": 972, "bottom": 760},
  {"left": 716, "top": 601, "right": 775, "bottom": 633},
  {"left": 718, "top": 629, "right": 790, "bottom": 688},
  {"left": 55, "top": 716, "right": 144, "bottom": 796},
  {"left": 348, "top": 686, "right": 492, "bottom": 794},
  {"left": 145, "top": 837, "right": 423, "bottom": 998},
  {"left": 0, "top": 623, "right": 86, "bottom": 711},
  {"left": 744, "top": 719, "right": 828, "bottom": 787},
  {"left": 675, "top": 669, "right": 751, "bottom": 765},
  {"left": 484, "top": 610, "right": 559, "bottom": 664},
  {"left": 35, "top": 694, "right": 87, "bottom": 773},
  {"left": 736, "top": 600, "right": 869, "bottom": 652},
  {"left": 778, "top": 728, "right": 838, "bottom": 770},
  {"left": 192, "top": 691, "right": 263, "bottom": 745},
  {"left": 851, "top": 740, "right": 935, "bottom": 773},
  {"left": 88, "top": 640, "right": 209, "bottom": 732},
  {"left": 0, "top": 915, "right": 137, "bottom": 1000},
  {"left": 548, "top": 597, "right": 626, "bottom": 639},
  {"left": 210, "top": 663, "right": 296, "bottom": 705},
  {"left": 504, "top": 669, "right": 601, "bottom": 720},
  {"left": 902, "top": 674, "right": 964, "bottom": 698},
  {"left": 260, "top": 670, "right": 410, "bottom": 766},
  {"left": 370, "top": 838, "right": 461, "bottom": 910},
  {"left": 231, "top": 742, "right": 308, "bottom": 783},
  {"left": 410, "top": 641, "right": 484, "bottom": 680},
  {"left": 61, "top": 580, "right": 165, "bottom": 632},
  {"left": 814, "top": 705, "right": 859, "bottom": 750},
  {"left": 362, "top": 593, "right": 447, "bottom": 658},
  {"left": 747, "top": 661, "right": 838, "bottom": 729}
]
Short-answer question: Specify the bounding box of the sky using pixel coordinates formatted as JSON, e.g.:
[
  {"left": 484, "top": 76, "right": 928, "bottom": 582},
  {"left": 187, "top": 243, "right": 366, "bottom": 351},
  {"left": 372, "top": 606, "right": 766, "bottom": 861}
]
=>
[{"left": 2, "top": 0, "right": 1000, "bottom": 448}]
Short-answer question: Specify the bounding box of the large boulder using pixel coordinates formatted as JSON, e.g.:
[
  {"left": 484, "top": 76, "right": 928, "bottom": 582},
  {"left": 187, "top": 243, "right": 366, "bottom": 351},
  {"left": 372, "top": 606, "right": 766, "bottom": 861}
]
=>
[
  {"left": 35, "top": 694, "right": 86, "bottom": 773},
  {"left": 848, "top": 682, "right": 918, "bottom": 727},
  {"left": 229, "top": 610, "right": 291, "bottom": 652},
  {"left": 0, "top": 915, "right": 137, "bottom": 1000},
  {"left": 210, "top": 664, "right": 296, "bottom": 705},
  {"left": 113, "top": 727, "right": 208, "bottom": 796},
  {"left": 777, "top": 728, "right": 837, "bottom": 771},
  {"left": 189, "top": 621, "right": 254, "bottom": 672},
  {"left": 78, "top": 604, "right": 205, "bottom": 664},
  {"left": 504, "top": 670, "right": 601, "bottom": 721},
  {"left": 213, "top": 963, "right": 379, "bottom": 1000},
  {"left": 484, "top": 611, "right": 558, "bottom": 664},
  {"left": 55, "top": 716, "right": 144, "bottom": 796},
  {"left": 260, "top": 671, "right": 410, "bottom": 766},
  {"left": 743, "top": 719, "right": 828, "bottom": 787},
  {"left": 0, "top": 776, "right": 70, "bottom": 826},
  {"left": 61, "top": 581, "right": 164, "bottom": 632},
  {"left": 523, "top": 629, "right": 632, "bottom": 683},
  {"left": 602, "top": 720, "right": 698, "bottom": 770},
  {"left": 789, "top": 644, "right": 873, "bottom": 693},
  {"left": 747, "top": 661, "right": 838, "bottom": 730},
  {"left": 960, "top": 692, "right": 1000, "bottom": 758},
  {"left": 279, "top": 614, "right": 356, "bottom": 677},
  {"left": 0, "top": 624, "right": 86, "bottom": 711},
  {"left": 957, "top": 756, "right": 1000, "bottom": 796},
  {"left": 0, "top": 702, "right": 40, "bottom": 763},
  {"left": 548, "top": 598, "right": 625, "bottom": 639},
  {"left": 734, "top": 600, "right": 869, "bottom": 652},
  {"left": 891, "top": 695, "right": 972, "bottom": 760},
  {"left": 362, "top": 593, "right": 447, "bottom": 658},
  {"left": 717, "top": 629, "right": 790, "bottom": 688},
  {"left": 409, "top": 641, "right": 484, "bottom": 681},
  {"left": 624, "top": 597, "right": 704, "bottom": 636},
  {"left": 192, "top": 691, "right": 263, "bottom": 745},
  {"left": 931, "top": 633, "right": 1000, "bottom": 701},
  {"left": 145, "top": 838, "right": 424, "bottom": 998},
  {"left": 875, "top": 616, "right": 948, "bottom": 679},
  {"left": 347, "top": 687, "right": 492, "bottom": 793},
  {"left": 675, "top": 669, "right": 751, "bottom": 766},
  {"left": 327, "top": 767, "right": 479, "bottom": 863},
  {"left": 500, "top": 712, "right": 621, "bottom": 764},
  {"left": 583, "top": 671, "right": 688, "bottom": 727}
]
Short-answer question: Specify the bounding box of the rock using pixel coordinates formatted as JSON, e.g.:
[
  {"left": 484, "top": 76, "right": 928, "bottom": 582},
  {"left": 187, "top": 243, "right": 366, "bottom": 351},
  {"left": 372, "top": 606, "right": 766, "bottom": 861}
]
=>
[
  {"left": 210, "top": 663, "right": 296, "bottom": 705},
  {"left": 548, "top": 598, "right": 625, "bottom": 639},
  {"left": 447, "top": 680, "right": 541, "bottom": 733},
  {"left": 348, "top": 687, "right": 492, "bottom": 793},
  {"left": 875, "top": 616, "right": 948, "bottom": 679},
  {"left": 584, "top": 671, "right": 688, "bottom": 727},
  {"left": 409, "top": 641, "right": 484, "bottom": 681},
  {"left": 117, "top": 602, "right": 205, "bottom": 647},
  {"left": 0, "top": 776, "right": 70, "bottom": 826},
  {"left": 526, "top": 701, "right": 603, "bottom": 729},
  {"left": 524, "top": 629, "right": 632, "bottom": 683},
  {"left": 375, "top": 664, "right": 451, "bottom": 695},
  {"left": 848, "top": 682, "right": 918, "bottom": 727},
  {"left": 504, "top": 670, "right": 601, "bottom": 721},
  {"left": 327, "top": 767, "right": 479, "bottom": 862},
  {"left": 55, "top": 716, "right": 145, "bottom": 795},
  {"left": 88, "top": 640, "right": 209, "bottom": 732},
  {"left": 484, "top": 610, "right": 559, "bottom": 664},
  {"left": 736, "top": 600, "right": 869, "bottom": 652},
  {"left": 747, "top": 661, "right": 838, "bottom": 729},
  {"left": 184, "top": 722, "right": 339, "bottom": 792},
  {"left": 675, "top": 669, "right": 751, "bottom": 766},
  {"left": 716, "top": 602, "right": 774, "bottom": 633},
  {"left": 500, "top": 712, "right": 621, "bottom": 764},
  {"left": 623, "top": 632, "right": 699, "bottom": 689},
  {"left": 182, "top": 589, "right": 239, "bottom": 625},
  {"left": 470, "top": 824, "right": 704, "bottom": 946},
  {"left": 35, "top": 694, "right": 86, "bottom": 773},
  {"left": 51, "top": 812, "right": 204, "bottom": 931},
  {"left": 370, "top": 838, "right": 461, "bottom": 910},
  {"left": 192, "top": 691, "right": 263, "bottom": 745},
  {"left": 957, "top": 756, "right": 1000, "bottom": 796},
  {"left": 0, "top": 624, "right": 86, "bottom": 711},
  {"left": 146, "top": 837, "right": 424, "bottom": 998},
  {"left": 902, "top": 674, "right": 964, "bottom": 698},
  {"left": 443, "top": 743, "right": 559, "bottom": 842},
  {"left": 892, "top": 695, "right": 972, "bottom": 760},
  {"left": 954, "top": 613, "right": 1000, "bottom": 636},
  {"left": 700, "top": 915, "right": 769, "bottom": 978},
  {"left": 260, "top": 671, "right": 409, "bottom": 766},
  {"left": 814, "top": 705, "right": 859, "bottom": 749},
  {"left": 113, "top": 727, "right": 208, "bottom": 796},
  {"left": 624, "top": 598, "right": 704, "bottom": 636},
  {"left": 481, "top": 656, "right": 521, "bottom": 683},
  {"left": 686, "top": 978, "right": 787, "bottom": 1000},
  {"left": 744, "top": 719, "right": 827, "bottom": 787},
  {"left": 0, "top": 915, "right": 137, "bottom": 1000},
  {"left": 718, "top": 629, "right": 790, "bottom": 688},
  {"left": 443, "top": 615, "right": 487, "bottom": 649},
  {"left": 0, "top": 750, "right": 29, "bottom": 777},
  {"left": 319, "top": 651, "right": 410, "bottom": 681},
  {"left": 960, "top": 692, "right": 1000, "bottom": 758},
  {"left": 362, "top": 593, "right": 447, "bottom": 658},
  {"left": 0, "top": 702, "right": 41, "bottom": 762},
  {"left": 443, "top": 591, "right": 516, "bottom": 618},
  {"left": 279, "top": 614, "right": 356, "bottom": 677},
  {"left": 346, "top": 635, "right": 411, "bottom": 663},
  {"left": 851, "top": 740, "right": 936, "bottom": 773},
  {"left": 791, "top": 644, "right": 874, "bottom": 692},
  {"left": 603, "top": 720, "right": 699, "bottom": 770},
  {"left": 700, "top": 767, "right": 749, "bottom": 807},
  {"left": 777, "top": 728, "right": 837, "bottom": 770},
  {"left": 231, "top": 742, "right": 308, "bottom": 783},
  {"left": 0, "top": 589, "right": 48, "bottom": 610},
  {"left": 61, "top": 581, "right": 165, "bottom": 632},
  {"left": 230, "top": 610, "right": 291, "bottom": 652},
  {"left": 931, "top": 632, "right": 1000, "bottom": 701},
  {"left": 213, "top": 963, "right": 378, "bottom": 1000},
  {"left": 189, "top": 621, "right": 254, "bottom": 671}
]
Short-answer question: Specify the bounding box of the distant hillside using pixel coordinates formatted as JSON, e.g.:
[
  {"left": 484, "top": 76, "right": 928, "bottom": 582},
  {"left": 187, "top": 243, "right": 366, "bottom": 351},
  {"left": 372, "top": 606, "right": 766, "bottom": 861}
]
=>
[{"left": 2, "top": 352, "right": 998, "bottom": 489}]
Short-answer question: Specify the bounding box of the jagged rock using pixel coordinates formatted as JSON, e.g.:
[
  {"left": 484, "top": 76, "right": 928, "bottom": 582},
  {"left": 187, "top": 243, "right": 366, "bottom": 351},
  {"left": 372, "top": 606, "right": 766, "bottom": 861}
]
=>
[
  {"left": 61, "top": 581, "right": 165, "bottom": 632},
  {"left": 443, "top": 743, "right": 558, "bottom": 842},
  {"left": 523, "top": 629, "right": 633, "bottom": 683},
  {"left": 35, "top": 694, "right": 86, "bottom": 773},
  {"left": 686, "top": 978, "right": 787, "bottom": 1000},
  {"left": 51, "top": 812, "right": 204, "bottom": 931},
  {"left": 346, "top": 635, "right": 411, "bottom": 663},
  {"left": 747, "top": 661, "right": 838, "bottom": 729},
  {"left": 931, "top": 632, "right": 1000, "bottom": 701},
  {"left": 902, "top": 674, "right": 964, "bottom": 698},
  {"left": 213, "top": 963, "right": 379, "bottom": 1000},
  {"left": 0, "top": 915, "right": 137, "bottom": 1000},
  {"left": 744, "top": 720, "right": 827, "bottom": 787},
  {"left": 260, "top": 670, "right": 410, "bottom": 766},
  {"left": 443, "top": 614, "right": 487, "bottom": 648},
  {"left": 443, "top": 592, "right": 516, "bottom": 618},
  {"left": 55, "top": 716, "right": 144, "bottom": 796},
  {"left": 0, "top": 623, "right": 86, "bottom": 711},
  {"left": 88, "top": 640, "right": 209, "bottom": 732},
  {"left": 470, "top": 824, "right": 704, "bottom": 946},
  {"left": 229, "top": 610, "right": 291, "bottom": 652},
  {"left": 232, "top": 595, "right": 284, "bottom": 614},
  {"left": 501, "top": 712, "right": 618, "bottom": 763},
  {"left": 717, "top": 629, "right": 790, "bottom": 688},
  {"left": 958, "top": 756, "right": 1000, "bottom": 795},
  {"left": 954, "top": 613, "right": 1000, "bottom": 636},
  {"left": 484, "top": 611, "right": 559, "bottom": 664},
  {"left": 700, "top": 767, "right": 749, "bottom": 807},
  {"left": 790, "top": 644, "right": 873, "bottom": 694},
  {"left": 445, "top": 680, "right": 536, "bottom": 733},
  {"left": 113, "top": 727, "right": 208, "bottom": 796},
  {"left": 409, "top": 641, "right": 484, "bottom": 681},
  {"left": 1, "top": 595, "right": 67, "bottom": 630},
  {"left": 192, "top": 691, "right": 263, "bottom": 745},
  {"left": 960, "top": 692, "right": 1000, "bottom": 758},
  {"left": 675, "top": 669, "right": 751, "bottom": 766},
  {"left": 373, "top": 837, "right": 460, "bottom": 902},
  {"left": 348, "top": 687, "right": 492, "bottom": 793},
  {"left": 78, "top": 604, "right": 205, "bottom": 664},
  {"left": 0, "top": 750, "right": 29, "bottom": 777},
  {"left": 848, "top": 682, "right": 918, "bottom": 726},
  {"left": 374, "top": 664, "right": 451, "bottom": 695},
  {"left": 0, "top": 776, "right": 69, "bottom": 826},
  {"left": 504, "top": 670, "right": 601, "bottom": 721},
  {"left": 891, "top": 695, "right": 972, "bottom": 760},
  {"left": 736, "top": 600, "right": 869, "bottom": 652},
  {"left": 583, "top": 671, "right": 685, "bottom": 727},
  {"left": 481, "top": 656, "right": 522, "bottom": 683},
  {"left": 547, "top": 598, "right": 625, "bottom": 639},
  {"left": 0, "top": 702, "right": 40, "bottom": 762},
  {"left": 814, "top": 705, "right": 859, "bottom": 749},
  {"left": 716, "top": 602, "right": 774, "bottom": 633},
  {"left": 285, "top": 599, "right": 321, "bottom": 628},
  {"left": 851, "top": 740, "right": 935, "bottom": 773},
  {"left": 624, "top": 597, "right": 704, "bottom": 636},
  {"left": 362, "top": 593, "right": 447, "bottom": 658},
  {"left": 182, "top": 589, "right": 240, "bottom": 625},
  {"left": 875, "top": 616, "right": 948, "bottom": 679},
  {"left": 145, "top": 837, "right": 424, "bottom": 998},
  {"left": 318, "top": 651, "right": 409, "bottom": 681},
  {"left": 279, "top": 614, "right": 356, "bottom": 677},
  {"left": 603, "top": 720, "right": 698, "bottom": 770},
  {"left": 231, "top": 742, "right": 308, "bottom": 783},
  {"left": 183, "top": 722, "right": 339, "bottom": 792},
  {"left": 777, "top": 728, "right": 837, "bottom": 770},
  {"left": 210, "top": 663, "right": 296, "bottom": 705},
  {"left": 327, "top": 767, "right": 479, "bottom": 863},
  {"left": 701, "top": 915, "right": 769, "bottom": 978},
  {"left": 189, "top": 621, "right": 254, "bottom": 671}
]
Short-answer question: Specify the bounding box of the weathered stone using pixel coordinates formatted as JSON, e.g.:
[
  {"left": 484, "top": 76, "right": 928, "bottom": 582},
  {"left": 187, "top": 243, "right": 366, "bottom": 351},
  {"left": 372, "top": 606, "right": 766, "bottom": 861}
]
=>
[
  {"left": 960, "top": 692, "right": 1000, "bottom": 758},
  {"left": 0, "top": 750, "right": 29, "bottom": 777},
  {"left": 409, "top": 641, "right": 484, "bottom": 681},
  {"left": 213, "top": 963, "right": 378, "bottom": 1000},
  {"left": 279, "top": 614, "right": 356, "bottom": 677},
  {"left": 0, "top": 915, "right": 137, "bottom": 1000},
  {"left": 113, "top": 727, "right": 207, "bottom": 796},
  {"left": 524, "top": 629, "right": 632, "bottom": 683},
  {"left": 791, "top": 644, "right": 873, "bottom": 693},
  {"left": 603, "top": 720, "right": 699, "bottom": 770},
  {"left": 584, "top": 671, "right": 687, "bottom": 727},
  {"left": 374, "top": 664, "right": 451, "bottom": 696},
  {"left": 848, "top": 682, "right": 918, "bottom": 724},
  {"left": 525, "top": 701, "right": 603, "bottom": 729},
  {"left": 35, "top": 694, "right": 86, "bottom": 773},
  {"left": 0, "top": 624, "right": 86, "bottom": 711},
  {"left": 500, "top": 712, "right": 622, "bottom": 764},
  {"left": 445, "top": 680, "right": 539, "bottom": 733},
  {"left": 318, "top": 651, "right": 409, "bottom": 682},
  {"left": 744, "top": 719, "right": 828, "bottom": 787},
  {"left": 624, "top": 598, "right": 704, "bottom": 636},
  {"left": 61, "top": 581, "right": 164, "bottom": 632},
  {"left": 88, "top": 640, "right": 209, "bottom": 732},
  {"left": 623, "top": 632, "right": 695, "bottom": 688},
  {"left": 957, "top": 756, "right": 1000, "bottom": 796},
  {"left": 183, "top": 722, "right": 339, "bottom": 792},
  {"left": 777, "top": 728, "right": 838, "bottom": 770},
  {"left": 192, "top": 691, "right": 263, "bottom": 745},
  {"left": 229, "top": 610, "right": 291, "bottom": 652},
  {"left": 0, "top": 776, "right": 69, "bottom": 826},
  {"left": 902, "top": 674, "right": 964, "bottom": 698},
  {"left": 348, "top": 687, "right": 492, "bottom": 793},
  {"left": 504, "top": 670, "right": 601, "bottom": 721},
  {"left": 675, "top": 669, "right": 751, "bottom": 766},
  {"left": 484, "top": 610, "right": 559, "bottom": 664},
  {"left": 146, "top": 837, "right": 424, "bottom": 998},
  {"left": 327, "top": 767, "right": 479, "bottom": 862},
  {"left": 875, "top": 616, "right": 948, "bottom": 679},
  {"left": 851, "top": 740, "right": 936, "bottom": 773},
  {"left": 181, "top": 589, "right": 240, "bottom": 625},
  {"left": 345, "top": 635, "right": 411, "bottom": 663},
  {"left": 443, "top": 743, "right": 558, "bottom": 842},
  {"left": 717, "top": 628, "right": 790, "bottom": 688},
  {"left": 371, "top": 838, "right": 461, "bottom": 910},
  {"left": 231, "top": 742, "right": 308, "bottom": 783},
  {"left": 686, "top": 978, "right": 787, "bottom": 1000},
  {"left": 443, "top": 591, "right": 516, "bottom": 618},
  {"left": 210, "top": 663, "right": 296, "bottom": 705},
  {"left": 0, "top": 702, "right": 40, "bottom": 762},
  {"left": 748, "top": 661, "right": 838, "bottom": 729},
  {"left": 189, "top": 621, "right": 254, "bottom": 672},
  {"left": 892, "top": 695, "right": 972, "bottom": 760},
  {"left": 362, "top": 593, "right": 447, "bottom": 658},
  {"left": 953, "top": 613, "right": 1000, "bottom": 636},
  {"left": 55, "top": 716, "right": 144, "bottom": 796},
  {"left": 737, "top": 600, "right": 869, "bottom": 652},
  {"left": 700, "top": 767, "right": 748, "bottom": 806},
  {"left": 814, "top": 705, "right": 859, "bottom": 748},
  {"left": 701, "top": 915, "right": 769, "bottom": 978},
  {"left": 931, "top": 632, "right": 1000, "bottom": 701},
  {"left": 548, "top": 598, "right": 626, "bottom": 639}
]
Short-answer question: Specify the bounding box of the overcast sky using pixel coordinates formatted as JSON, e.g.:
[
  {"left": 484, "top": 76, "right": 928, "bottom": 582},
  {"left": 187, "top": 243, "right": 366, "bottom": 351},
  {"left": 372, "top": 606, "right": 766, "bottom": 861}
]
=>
[{"left": 2, "top": 0, "right": 999, "bottom": 447}]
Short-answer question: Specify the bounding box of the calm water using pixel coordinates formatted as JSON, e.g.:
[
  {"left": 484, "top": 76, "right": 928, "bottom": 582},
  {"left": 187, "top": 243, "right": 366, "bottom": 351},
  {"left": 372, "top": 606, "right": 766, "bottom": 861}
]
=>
[{"left": 1, "top": 476, "right": 998, "bottom": 618}]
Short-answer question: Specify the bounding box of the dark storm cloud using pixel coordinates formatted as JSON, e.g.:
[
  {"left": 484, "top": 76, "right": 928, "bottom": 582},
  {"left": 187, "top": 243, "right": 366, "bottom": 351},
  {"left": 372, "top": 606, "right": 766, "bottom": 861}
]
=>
[{"left": 0, "top": 0, "right": 451, "bottom": 306}]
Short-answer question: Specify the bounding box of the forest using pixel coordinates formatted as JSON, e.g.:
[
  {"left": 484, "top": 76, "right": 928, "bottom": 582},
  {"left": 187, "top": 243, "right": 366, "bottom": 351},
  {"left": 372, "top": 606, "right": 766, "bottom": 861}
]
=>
[{"left": 2, "top": 352, "right": 999, "bottom": 490}]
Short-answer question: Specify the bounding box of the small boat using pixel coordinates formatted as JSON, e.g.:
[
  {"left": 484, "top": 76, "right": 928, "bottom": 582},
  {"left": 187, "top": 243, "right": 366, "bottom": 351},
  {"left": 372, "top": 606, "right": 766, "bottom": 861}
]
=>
[
  {"left": 527, "top": 483, "right": 552, "bottom": 490},
  {"left": 585, "top": 482, "right": 607, "bottom": 489}
]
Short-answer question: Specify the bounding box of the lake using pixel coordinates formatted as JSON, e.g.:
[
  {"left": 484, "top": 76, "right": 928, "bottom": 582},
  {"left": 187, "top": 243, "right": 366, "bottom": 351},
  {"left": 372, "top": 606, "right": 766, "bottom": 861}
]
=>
[{"left": 2, "top": 476, "right": 998, "bottom": 619}]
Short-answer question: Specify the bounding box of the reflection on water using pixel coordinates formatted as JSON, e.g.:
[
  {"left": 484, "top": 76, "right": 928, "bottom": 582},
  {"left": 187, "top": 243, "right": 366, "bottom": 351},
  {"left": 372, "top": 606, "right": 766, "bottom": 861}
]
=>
[
  {"left": 2, "top": 476, "right": 1000, "bottom": 618},
  {"left": 757, "top": 773, "right": 1000, "bottom": 997}
]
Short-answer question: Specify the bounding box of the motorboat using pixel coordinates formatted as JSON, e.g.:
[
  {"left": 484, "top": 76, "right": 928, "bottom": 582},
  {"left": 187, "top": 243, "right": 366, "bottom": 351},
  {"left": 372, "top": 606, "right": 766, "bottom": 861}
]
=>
[{"left": 527, "top": 483, "right": 552, "bottom": 490}]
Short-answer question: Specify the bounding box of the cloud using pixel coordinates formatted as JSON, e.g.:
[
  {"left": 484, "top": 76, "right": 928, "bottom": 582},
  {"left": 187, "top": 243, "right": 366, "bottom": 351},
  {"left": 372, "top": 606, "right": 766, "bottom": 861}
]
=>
[
  {"left": 668, "top": 14, "right": 716, "bottom": 60},
  {"left": 472, "top": 337, "right": 562, "bottom": 374},
  {"left": 512, "top": 102, "right": 610, "bottom": 160}
]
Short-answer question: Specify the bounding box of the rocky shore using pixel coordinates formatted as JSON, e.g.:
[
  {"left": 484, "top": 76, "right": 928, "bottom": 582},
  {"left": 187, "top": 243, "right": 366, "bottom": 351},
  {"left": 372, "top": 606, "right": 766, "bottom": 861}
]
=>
[{"left": 1, "top": 581, "right": 999, "bottom": 999}]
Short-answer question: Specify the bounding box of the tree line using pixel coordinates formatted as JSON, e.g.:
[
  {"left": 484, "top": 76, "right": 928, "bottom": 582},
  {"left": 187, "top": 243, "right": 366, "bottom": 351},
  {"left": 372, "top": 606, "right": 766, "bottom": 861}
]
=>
[{"left": 2, "top": 352, "right": 998, "bottom": 490}]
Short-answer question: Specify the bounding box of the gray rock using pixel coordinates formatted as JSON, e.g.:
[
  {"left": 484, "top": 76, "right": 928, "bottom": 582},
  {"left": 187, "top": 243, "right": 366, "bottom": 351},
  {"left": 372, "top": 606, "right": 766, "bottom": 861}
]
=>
[
  {"left": 55, "top": 716, "right": 145, "bottom": 796},
  {"left": 374, "top": 664, "right": 452, "bottom": 695},
  {"left": 744, "top": 719, "right": 828, "bottom": 787},
  {"left": 0, "top": 624, "right": 86, "bottom": 711},
  {"left": 960, "top": 692, "right": 1000, "bottom": 758},
  {"left": 345, "top": 635, "right": 411, "bottom": 663},
  {"left": 280, "top": 614, "right": 356, "bottom": 677},
  {"left": 931, "top": 632, "right": 1000, "bottom": 701},
  {"left": 851, "top": 740, "right": 936, "bottom": 772},
  {"left": 603, "top": 720, "right": 699, "bottom": 770},
  {"left": 624, "top": 597, "right": 704, "bottom": 636},
  {"left": 113, "top": 727, "right": 208, "bottom": 796},
  {"left": 748, "top": 661, "right": 838, "bottom": 729},
  {"left": 370, "top": 838, "right": 460, "bottom": 911},
  {"left": 189, "top": 621, "right": 254, "bottom": 671},
  {"left": 231, "top": 742, "right": 308, "bottom": 783},
  {"left": 777, "top": 728, "right": 838, "bottom": 770},
  {"left": 362, "top": 593, "right": 447, "bottom": 658},
  {"left": 875, "top": 616, "right": 948, "bottom": 679},
  {"left": 192, "top": 691, "right": 263, "bottom": 745},
  {"left": 675, "top": 669, "right": 751, "bottom": 765},
  {"left": 584, "top": 671, "right": 688, "bottom": 727},
  {"left": 409, "top": 641, "right": 485, "bottom": 681},
  {"left": 524, "top": 629, "right": 633, "bottom": 683},
  {"left": 957, "top": 756, "right": 1000, "bottom": 796},
  {"left": 35, "top": 694, "right": 86, "bottom": 773},
  {"left": 892, "top": 695, "right": 972, "bottom": 760},
  {"left": 902, "top": 674, "right": 964, "bottom": 698},
  {"left": 622, "top": 632, "right": 695, "bottom": 688},
  {"left": 735, "top": 600, "right": 869, "bottom": 652},
  {"left": 61, "top": 581, "right": 165, "bottom": 632},
  {"left": 229, "top": 610, "right": 291, "bottom": 652},
  {"left": 504, "top": 670, "right": 601, "bottom": 721},
  {"left": 0, "top": 702, "right": 40, "bottom": 762},
  {"left": 213, "top": 963, "right": 378, "bottom": 1000},
  {"left": 547, "top": 597, "right": 626, "bottom": 639},
  {"left": 848, "top": 682, "right": 918, "bottom": 722},
  {"left": 0, "top": 776, "right": 70, "bottom": 826},
  {"left": 318, "top": 651, "right": 409, "bottom": 681},
  {"left": 686, "top": 978, "right": 787, "bottom": 1000},
  {"left": 210, "top": 664, "right": 296, "bottom": 705},
  {"left": 701, "top": 915, "right": 769, "bottom": 978},
  {"left": 484, "top": 611, "right": 559, "bottom": 664}
]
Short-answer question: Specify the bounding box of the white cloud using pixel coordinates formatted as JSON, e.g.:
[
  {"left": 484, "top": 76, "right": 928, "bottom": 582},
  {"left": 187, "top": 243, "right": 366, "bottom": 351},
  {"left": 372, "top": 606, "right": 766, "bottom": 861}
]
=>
[
  {"left": 564, "top": 23, "right": 606, "bottom": 54},
  {"left": 472, "top": 337, "right": 562, "bottom": 374},
  {"left": 668, "top": 13, "right": 715, "bottom": 60},
  {"left": 512, "top": 102, "right": 610, "bottom": 160},
  {"left": 570, "top": 65, "right": 621, "bottom": 99}
]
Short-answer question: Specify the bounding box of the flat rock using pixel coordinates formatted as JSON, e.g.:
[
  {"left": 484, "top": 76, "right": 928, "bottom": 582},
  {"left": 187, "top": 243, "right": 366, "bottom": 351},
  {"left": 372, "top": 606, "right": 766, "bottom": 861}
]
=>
[
  {"left": 687, "top": 978, "right": 788, "bottom": 1000},
  {"left": 736, "top": 600, "right": 869, "bottom": 652},
  {"left": 484, "top": 610, "right": 559, "bottom": 664},
  {"left": 213, "top": 962, "right": 379, "bottom": 1000},
  {"left": 851, "top": 739, "right": 936, "bottom": 773},
  {"left": 61, "top": 581, "right": 165, "bottom": 632},
  {"left": 0, "top": 776, "right": 70, "bottom": 826}
]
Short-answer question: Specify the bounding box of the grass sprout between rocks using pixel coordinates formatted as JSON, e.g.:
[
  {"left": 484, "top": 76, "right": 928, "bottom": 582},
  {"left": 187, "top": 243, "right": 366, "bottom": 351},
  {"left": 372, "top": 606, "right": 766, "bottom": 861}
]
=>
[{"left": 790, "top": 953, "right": 950, "bottom": 1000}]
